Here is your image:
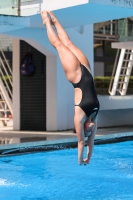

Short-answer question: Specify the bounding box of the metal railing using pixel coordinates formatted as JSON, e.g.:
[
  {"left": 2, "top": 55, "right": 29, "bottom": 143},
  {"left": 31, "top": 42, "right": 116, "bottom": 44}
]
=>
[
  {"left": 94, "top": 20, "right": 118, "bottom": 41},
  {"left": 94, "top": 21, "right": 115, "bottom": 34},
  {"left": 94, "top": 18, "right": 133, "bottom": 42},
  {"left": 0, "top": 91, "right": 10, "bottom": 125},
  {"left": 119, "top": 22, "right": 133, "bottom": 42},
  {"left": 0, "top": 49, "right": 13, "bottom": 125},
  {"left": 0, "top": 0, "right": 42, "bottom": 16},
  {"left": 0, "top": 49, "right": 12, "bottom": 99}
]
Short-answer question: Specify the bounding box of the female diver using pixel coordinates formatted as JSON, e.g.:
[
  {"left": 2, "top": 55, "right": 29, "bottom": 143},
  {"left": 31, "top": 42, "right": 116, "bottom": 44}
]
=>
[{"left": 41, "top": 11, "right": 100, "bottom": 165}]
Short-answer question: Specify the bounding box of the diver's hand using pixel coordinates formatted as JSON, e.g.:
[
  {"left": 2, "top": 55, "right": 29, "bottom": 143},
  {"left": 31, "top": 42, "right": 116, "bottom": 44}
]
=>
[
  {"left": 79, "top": 158, "right": 89, "bottom": 165},
  {"left": 83, "top": 158, "right": 89, "bottom": 165}
]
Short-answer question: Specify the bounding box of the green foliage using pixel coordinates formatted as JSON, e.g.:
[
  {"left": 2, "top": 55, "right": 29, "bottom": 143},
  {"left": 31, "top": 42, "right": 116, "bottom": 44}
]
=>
[
  {"left": 94, "top": 76, "right": 133, "bottom": 89},
  {"left": 94, "top": 76, "right": 133, "bottom": 81},
  {"left": 0, "top": 76, "right": 12, "bottom": 91},
  {"left": 0, "top": 76, "right": 12, "bottom": 81},
  {"left": 94, "top": 76, "right": 110, "bottom": 89}
]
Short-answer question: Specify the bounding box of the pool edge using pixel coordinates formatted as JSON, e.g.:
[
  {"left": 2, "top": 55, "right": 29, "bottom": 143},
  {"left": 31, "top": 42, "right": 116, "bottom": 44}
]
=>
[{"left": 0, "top": 132, "right": 133, "bottom": 157}]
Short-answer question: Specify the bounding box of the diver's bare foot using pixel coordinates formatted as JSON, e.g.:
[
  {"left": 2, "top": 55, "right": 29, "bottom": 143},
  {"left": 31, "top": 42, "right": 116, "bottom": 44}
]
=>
[
  {"left": 48, "top": 11, "right": 57, "bottom": 24},
  {"left": 41, "top": 10, "right": 50, "bottom": 26}
]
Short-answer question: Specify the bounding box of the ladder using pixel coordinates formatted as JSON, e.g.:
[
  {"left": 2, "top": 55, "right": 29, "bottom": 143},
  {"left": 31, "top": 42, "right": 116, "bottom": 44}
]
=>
[
  {"left": 0, "top": 49, "right": 13, "bottom": 126},
  {"left": 0, "top": 90, "right": 10, "bottom": 126},
  {"left": 109, "top": 49, "right": 133, "bottom": 95}
]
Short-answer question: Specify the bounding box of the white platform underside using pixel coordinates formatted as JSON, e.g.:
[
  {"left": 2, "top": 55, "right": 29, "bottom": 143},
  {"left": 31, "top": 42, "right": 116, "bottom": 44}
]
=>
[
  {"left": 112, "top": 42, "right": 133, "bottom": 50},
  {"left": 1, "top": 2, "right": 133, "bottom": 30}
]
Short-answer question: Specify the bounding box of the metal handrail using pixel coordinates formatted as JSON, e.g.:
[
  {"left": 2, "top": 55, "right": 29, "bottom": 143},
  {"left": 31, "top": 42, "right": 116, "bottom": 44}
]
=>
[
  {"left": 0, "top": 69, "right": 12, "bottom": 98},
  {"left": 119, "top": 18, "right": 127, "bottom": 39},
  {"left": 0, "top": 49, "right": 12, "bottom": 99},
  {"left": 119, "top": 20, "right": 133, "bottom": 42},
  {"left": 0, "top": 0, "right": 41, "bottom": 16},
  {"left": 0, "top": 90, "right": 10, "bottom": 125},
  {"left": 0, "top": 50, "right": 12, "bottom": 75},
  {"left": 0, "top": 0, "right": 36, "bottom": 8},
  {"left": 95, "top": 21, "right": 116, "bottom": 34}
]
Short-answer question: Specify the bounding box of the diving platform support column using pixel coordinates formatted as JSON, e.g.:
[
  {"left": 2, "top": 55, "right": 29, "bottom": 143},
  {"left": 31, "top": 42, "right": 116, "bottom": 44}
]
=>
[{"left": 13, "top": 39, "right": 20, "bottom": 130}]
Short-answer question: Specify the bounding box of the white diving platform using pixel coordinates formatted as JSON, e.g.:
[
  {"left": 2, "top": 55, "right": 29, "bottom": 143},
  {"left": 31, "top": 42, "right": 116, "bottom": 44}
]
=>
[{"left": 1, "top": 0, "right": 133, "bottom": 31}]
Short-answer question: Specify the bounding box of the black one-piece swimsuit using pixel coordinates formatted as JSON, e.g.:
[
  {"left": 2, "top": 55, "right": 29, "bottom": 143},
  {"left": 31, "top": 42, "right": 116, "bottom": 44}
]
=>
[{"left": 71, "top": 64, "right": 100, "bottom": 120}]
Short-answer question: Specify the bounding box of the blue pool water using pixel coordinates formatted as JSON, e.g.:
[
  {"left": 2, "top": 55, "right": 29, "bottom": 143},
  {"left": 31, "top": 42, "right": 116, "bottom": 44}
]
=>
[{"left": 0, "top": 141, "right": 133, "bottom": 200}]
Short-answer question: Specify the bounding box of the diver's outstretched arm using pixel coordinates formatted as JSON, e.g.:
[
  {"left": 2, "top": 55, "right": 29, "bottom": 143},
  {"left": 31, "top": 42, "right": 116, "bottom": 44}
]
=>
[{"left": 85, "top": 121, "right": 97, "bottom": 163}]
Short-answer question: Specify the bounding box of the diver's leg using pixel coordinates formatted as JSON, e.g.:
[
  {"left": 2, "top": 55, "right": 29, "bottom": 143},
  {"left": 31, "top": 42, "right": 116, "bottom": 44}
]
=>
[
  {"left": 41, "top": 11, "right": 80, "bottom": 82},
  {"left": 48, "top": 11, "right": 91, "bottom": 71}
]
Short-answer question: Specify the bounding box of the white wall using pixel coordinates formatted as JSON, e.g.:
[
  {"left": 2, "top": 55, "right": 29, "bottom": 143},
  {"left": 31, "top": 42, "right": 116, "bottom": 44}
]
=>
[
  {"left": 46, "top": 55, "right": 57, "bottom": 131},
  {"left": 98, "top": 95, "right": 133, "bottom": 110},
  {"left": 98, "top": 109, "right": 133, "bottom": 127},
  {"left": 13, "top": 39, "right": 20, "bottom": 130},
  {"left": 41, "top": 0, "right": 88, "bottom": 11},
  {"left": 97, "top": 95, "right": 133, "bottom": 127},
  {"left": 56, "top": 58, "right": 69, "bottom": 130}
]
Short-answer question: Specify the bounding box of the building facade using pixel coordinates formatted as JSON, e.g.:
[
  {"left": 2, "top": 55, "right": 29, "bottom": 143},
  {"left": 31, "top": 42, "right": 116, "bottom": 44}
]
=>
[{"left": 0, "top": 0, "right": 133, "bottom": 130}]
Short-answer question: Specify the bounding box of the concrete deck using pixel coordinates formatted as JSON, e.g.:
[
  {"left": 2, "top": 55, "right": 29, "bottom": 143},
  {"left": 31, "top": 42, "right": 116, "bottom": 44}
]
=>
[
  {"left": 0, "top": 125, "right": 133, "bottom": 157},
  {"left": 0, "top": 125, "right": 133, "bottom": 138}
]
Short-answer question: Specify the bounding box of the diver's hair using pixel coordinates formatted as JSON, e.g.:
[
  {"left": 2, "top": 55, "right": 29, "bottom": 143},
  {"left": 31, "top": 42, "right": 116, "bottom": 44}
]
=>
[{"left": 72, "top": 128, "right": 76, "bottom": 133}]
